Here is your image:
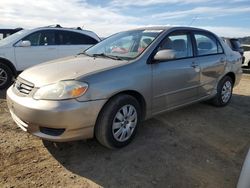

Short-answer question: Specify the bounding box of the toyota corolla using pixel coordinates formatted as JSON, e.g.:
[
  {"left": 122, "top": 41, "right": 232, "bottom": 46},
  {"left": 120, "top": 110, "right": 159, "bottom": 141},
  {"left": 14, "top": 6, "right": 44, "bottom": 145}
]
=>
[{"left": 7, "top": 27, "right": 242, "bottom": 148}]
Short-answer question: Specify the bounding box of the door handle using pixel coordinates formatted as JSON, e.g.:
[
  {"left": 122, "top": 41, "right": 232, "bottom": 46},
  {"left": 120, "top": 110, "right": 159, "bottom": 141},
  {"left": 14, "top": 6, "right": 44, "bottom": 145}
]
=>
[
  {"left": 191, "top": 62, "right": 199, "bottom": 68},
  {"left": 48, "top": 47, "right": 56, "bottom": 50},
  {"left": 191, "top": 62, "right": 200, "bottom": 72}
]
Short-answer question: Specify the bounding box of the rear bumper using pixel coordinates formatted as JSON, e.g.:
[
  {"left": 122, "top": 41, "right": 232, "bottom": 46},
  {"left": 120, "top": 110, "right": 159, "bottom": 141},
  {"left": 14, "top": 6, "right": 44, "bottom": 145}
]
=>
[
  {"left": 7, "top": 86, "right": 107, "bottom": 142},
  {"left": 234, "top": 71, "right": 242, "bottom": 87}
]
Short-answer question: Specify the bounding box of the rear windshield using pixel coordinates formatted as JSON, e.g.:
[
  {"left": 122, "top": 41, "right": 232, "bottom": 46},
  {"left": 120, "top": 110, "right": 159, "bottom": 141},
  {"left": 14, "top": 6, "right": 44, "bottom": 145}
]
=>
[{"left": 230, "top": 39, "right": 241, "bottom": 49}]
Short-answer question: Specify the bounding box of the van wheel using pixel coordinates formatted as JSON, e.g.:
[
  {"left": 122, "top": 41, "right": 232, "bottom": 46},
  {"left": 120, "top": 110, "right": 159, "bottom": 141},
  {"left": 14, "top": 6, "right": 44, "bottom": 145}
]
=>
[
  {"left": 0, "top": 63, "right": 13, "bottom": 90},
  {"left": 210, "top": 76, "right": 233, "bottom": 107},
  {"left": 95, "top": 94, "right": 141, "bottom": 149}
]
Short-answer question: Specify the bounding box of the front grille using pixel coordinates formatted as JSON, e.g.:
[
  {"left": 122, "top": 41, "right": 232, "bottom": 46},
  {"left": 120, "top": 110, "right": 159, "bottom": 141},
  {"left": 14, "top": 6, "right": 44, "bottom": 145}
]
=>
[{"left": 14, "top": 78, "right": 34, "bottom": 96}]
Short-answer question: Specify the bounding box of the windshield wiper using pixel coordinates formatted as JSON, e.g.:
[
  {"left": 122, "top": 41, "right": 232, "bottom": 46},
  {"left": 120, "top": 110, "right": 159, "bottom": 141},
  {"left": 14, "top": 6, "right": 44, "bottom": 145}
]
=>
[
  {"left": 92, "top": 53, "right": 124, "bottom": 60},
  {"left": 77, "top": 51, "right": 93, "bottom": 57}
]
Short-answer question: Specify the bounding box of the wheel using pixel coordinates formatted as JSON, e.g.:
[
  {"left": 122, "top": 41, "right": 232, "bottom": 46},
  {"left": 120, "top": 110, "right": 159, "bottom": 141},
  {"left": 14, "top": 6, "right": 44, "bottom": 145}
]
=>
[
  {"left": 95, "top": 94, "right": 141, "bottom": 149},
  {"left": 0, "top": 63, "right": 13, "bottom": 90},
  {"left": 210, "top": 76, "right": 233, "bottom": 107}
]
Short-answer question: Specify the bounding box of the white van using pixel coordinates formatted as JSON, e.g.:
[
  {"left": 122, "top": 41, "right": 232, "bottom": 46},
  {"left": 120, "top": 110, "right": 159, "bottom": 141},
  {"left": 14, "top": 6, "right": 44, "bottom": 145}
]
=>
[
  {"left": 0, "top": 25, "right": 100, "bottom": 89},
  {"left": 242, "top": 44, "right": 250, "bottom": 67}
]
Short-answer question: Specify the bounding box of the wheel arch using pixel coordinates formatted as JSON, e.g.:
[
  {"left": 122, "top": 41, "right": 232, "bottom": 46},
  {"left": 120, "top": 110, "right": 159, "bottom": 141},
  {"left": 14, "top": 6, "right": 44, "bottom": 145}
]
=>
[
  {"left": 98, "top": 90, "right": 147, "bottom": 122},
  {"left": 224, "top": 72, "right": 235, "bottom": 85},
  {"left": 0, "top": 57, "right": 17, "bottom": 76},
  {"left": 117, "top": 90, "right": 147, "bottom": 120}
]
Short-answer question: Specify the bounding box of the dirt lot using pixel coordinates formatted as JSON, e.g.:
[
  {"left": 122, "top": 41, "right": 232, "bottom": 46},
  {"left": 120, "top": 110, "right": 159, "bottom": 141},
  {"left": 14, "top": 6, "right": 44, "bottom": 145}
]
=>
[{"left": 0, "top": 75, "right": 250, "bottom": 188}]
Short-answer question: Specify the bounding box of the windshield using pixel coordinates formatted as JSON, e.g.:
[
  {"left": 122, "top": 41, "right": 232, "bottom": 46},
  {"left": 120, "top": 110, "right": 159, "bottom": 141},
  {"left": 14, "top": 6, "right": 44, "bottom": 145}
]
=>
[
  {"left": 0, "top": 30, "right": 29, "bottom": 46},
  {"left": 85, "top": 29, "right": 163, "bottom": 60}
]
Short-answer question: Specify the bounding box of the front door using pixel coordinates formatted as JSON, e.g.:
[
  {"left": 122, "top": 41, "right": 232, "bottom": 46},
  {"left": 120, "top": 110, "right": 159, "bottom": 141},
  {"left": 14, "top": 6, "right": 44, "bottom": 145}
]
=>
[
  {"left": 14, "top": 30, "right": 58, "bottom": 70},
  {"left": 152, "top": 32, "right": 200, "bottom": 114}
]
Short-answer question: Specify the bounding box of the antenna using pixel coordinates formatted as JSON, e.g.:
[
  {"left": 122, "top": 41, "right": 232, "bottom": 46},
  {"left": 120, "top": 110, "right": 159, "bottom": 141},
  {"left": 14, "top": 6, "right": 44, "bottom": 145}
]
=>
[{"left": 189, "top": 16, "right": 198, "bottom": 26}]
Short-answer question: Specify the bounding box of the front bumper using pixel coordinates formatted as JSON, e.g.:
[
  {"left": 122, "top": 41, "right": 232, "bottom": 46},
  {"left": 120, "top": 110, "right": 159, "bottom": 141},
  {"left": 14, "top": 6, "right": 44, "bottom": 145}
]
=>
[{"left": 7, "top": 86, "right": 107, "bottom": 142}]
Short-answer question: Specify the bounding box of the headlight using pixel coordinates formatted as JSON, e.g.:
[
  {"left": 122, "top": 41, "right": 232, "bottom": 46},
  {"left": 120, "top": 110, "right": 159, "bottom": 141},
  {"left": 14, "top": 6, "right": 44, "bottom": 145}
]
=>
[{"left": 33, "top": 80, "right": 88, "bottom": 100}]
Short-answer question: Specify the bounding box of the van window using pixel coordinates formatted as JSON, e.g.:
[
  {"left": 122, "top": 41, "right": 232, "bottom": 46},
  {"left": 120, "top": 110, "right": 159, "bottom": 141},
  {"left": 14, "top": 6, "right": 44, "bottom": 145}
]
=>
[
  {"left": 57, "top": 31, "right": 98, "bottom": 45},
  {"left": 22, "top": 30, "right": 56, "bottom": 46}
]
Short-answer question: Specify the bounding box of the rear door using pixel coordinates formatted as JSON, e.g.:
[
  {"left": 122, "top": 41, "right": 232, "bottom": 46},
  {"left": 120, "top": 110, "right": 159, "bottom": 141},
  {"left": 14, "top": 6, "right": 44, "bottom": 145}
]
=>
[
  {"left": 14, "top": 30, "right": 58, "bottom": 70},
  {"left": 152, "top": 31, "right": 200, "bottom": 113},
  {"left": 56, "top": 30, "right": 98, "bottom": 58},
  {"left": 192, "top": 32, "right": 226, "bottom": 98}
]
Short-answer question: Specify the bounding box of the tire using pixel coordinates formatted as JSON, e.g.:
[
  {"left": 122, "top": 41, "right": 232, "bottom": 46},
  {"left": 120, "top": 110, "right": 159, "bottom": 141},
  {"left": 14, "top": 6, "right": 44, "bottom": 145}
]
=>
[
  {"left": 0, "top": 63, "right": 13, "bottom": 90},
  {"left": 210, "top": 76, "right": 233, "bottom": 107},
  {"left": 95, "top": 94, "right": 141, "bottom": 149}
]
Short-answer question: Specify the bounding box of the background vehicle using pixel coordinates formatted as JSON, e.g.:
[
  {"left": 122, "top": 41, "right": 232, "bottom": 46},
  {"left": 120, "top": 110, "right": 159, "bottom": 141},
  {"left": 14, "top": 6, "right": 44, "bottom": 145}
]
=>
[
  {"left": 0, "top": 25, "right": 100, "bottom": 89},
  {"left": 7, "top": 27, "right": 242, "bottom": 149},
  {"left": 223, "top": 37, "right": 244, "bottom": 56},
  {"left": 0, "top": 28, "right": 23, "bottom": 40},
  {"left": 242, "top": 44, "right": 250, "bottom": 67},
  {"left": 237, "top": 149, "right": 250, "bottom": 188}
]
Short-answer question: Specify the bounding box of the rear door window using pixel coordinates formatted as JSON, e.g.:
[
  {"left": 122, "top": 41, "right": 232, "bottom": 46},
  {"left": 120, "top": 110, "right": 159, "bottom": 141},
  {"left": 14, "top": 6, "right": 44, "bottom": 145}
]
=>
[
  {"left": 194, "top": 33, "right": 223, "bottom": 56},
  {"left": 57, "top": 31, "right": 98, "bottom": 45}
]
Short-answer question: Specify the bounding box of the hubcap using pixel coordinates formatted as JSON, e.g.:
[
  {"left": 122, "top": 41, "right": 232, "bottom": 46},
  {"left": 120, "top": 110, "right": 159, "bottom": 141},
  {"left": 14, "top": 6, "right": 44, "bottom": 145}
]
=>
[
  {"left": 0, "top": 68, "right": 8, "bottom": 86},
  {"left": 221, "top": 81, "right": 232, "bottom": 103},
  {"left": 112, "top": 104, "right": 137, "bottom": 142}
]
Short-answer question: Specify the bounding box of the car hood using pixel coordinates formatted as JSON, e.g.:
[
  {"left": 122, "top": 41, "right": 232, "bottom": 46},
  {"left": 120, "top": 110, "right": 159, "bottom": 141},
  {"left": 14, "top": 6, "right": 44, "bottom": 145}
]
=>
[{"left": 19, "top": 55, "right": 127, "bottom": 87}]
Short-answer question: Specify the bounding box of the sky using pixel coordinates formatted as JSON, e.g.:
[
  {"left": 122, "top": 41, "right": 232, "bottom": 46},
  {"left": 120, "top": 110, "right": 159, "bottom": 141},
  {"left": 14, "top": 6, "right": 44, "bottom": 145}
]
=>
[{"left": 0, "top": 0, "right": 250, "bottom": 37}]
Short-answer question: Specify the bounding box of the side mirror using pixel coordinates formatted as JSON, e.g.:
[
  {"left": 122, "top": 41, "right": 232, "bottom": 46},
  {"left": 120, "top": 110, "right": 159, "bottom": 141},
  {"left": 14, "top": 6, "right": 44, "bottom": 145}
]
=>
[
  {"left": 154, "top": 49, "right": 176, "bottom": 61},
  {"left": 17, "top": 40, "right": 31, "bottom": 47}
]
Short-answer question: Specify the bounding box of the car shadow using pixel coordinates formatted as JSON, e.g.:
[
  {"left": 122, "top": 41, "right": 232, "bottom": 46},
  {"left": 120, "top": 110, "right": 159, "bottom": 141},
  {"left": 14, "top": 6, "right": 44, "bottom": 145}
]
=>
[
  {"left": 43, "top": 117, "right": 196, "bottom": 188},
  {"left": 43, "top": 93, "right": 250, "bottom": 188}
]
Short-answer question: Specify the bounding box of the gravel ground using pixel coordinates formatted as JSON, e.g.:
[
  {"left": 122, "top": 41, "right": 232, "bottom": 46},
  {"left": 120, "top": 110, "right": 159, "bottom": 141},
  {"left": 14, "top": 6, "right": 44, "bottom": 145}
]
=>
[{"left": 0, "top": 74, "right": 250, "bottom": 188}]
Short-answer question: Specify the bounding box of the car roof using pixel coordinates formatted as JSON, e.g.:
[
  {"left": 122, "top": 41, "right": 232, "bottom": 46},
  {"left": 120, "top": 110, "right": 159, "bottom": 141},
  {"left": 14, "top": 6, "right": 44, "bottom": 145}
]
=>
[
  {"left": 126, "top": 26, "right": 212, "bottom": 33},
  {"left": 223, "top": 37, "right": 239, "bottom": 41}
]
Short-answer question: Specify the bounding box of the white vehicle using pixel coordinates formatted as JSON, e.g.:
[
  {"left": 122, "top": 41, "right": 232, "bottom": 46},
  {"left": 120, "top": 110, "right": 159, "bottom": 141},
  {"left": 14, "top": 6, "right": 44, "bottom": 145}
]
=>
[
  {"left": 237, "top": 149, "right": 250, "bottom": 188},
  {"left": 242, "top": 44, "right": 250, "bottom": 67},
  {"left": 0, "top": 25, "right": 100, "bottom": 89}
]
